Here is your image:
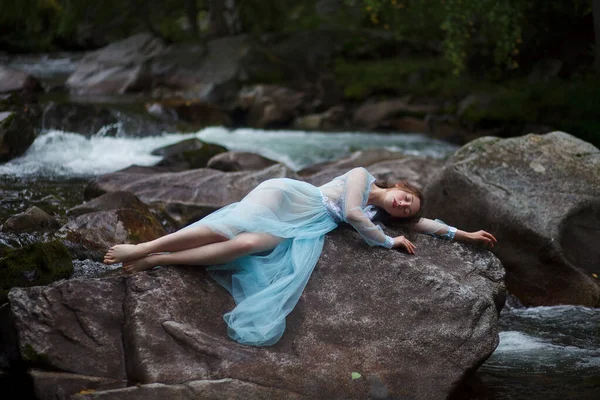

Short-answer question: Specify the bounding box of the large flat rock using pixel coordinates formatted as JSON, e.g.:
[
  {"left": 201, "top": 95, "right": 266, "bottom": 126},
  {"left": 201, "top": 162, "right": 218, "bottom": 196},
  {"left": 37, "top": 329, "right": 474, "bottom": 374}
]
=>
[{"left": 6, "top": 228, "right": 504, "bottom": 399}]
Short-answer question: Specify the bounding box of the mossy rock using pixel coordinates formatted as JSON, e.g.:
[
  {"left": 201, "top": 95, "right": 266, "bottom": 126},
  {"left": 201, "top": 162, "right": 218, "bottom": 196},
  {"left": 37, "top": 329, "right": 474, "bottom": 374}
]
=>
[
  {"left": 154, "top": 139, "right": 227, "bottom": 169},
  {"left": 0, "top": 241, "right": 73, "bottom": 304}
]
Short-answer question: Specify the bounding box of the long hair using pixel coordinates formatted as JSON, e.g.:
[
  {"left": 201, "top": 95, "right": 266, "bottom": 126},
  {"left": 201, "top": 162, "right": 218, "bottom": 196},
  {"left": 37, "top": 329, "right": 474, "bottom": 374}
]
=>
[{"left": 374, "top": 180, "right": 424, "bottom": 225}]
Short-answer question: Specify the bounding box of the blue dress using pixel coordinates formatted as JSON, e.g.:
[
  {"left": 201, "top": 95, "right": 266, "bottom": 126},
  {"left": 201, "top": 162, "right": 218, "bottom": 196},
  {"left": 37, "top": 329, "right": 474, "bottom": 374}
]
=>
[{"left": 187, "top": 167, "right": 395, "bottom": 346}]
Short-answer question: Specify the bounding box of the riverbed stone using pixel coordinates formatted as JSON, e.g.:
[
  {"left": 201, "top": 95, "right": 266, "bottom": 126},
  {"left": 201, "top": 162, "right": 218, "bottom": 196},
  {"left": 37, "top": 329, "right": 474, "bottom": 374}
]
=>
[
  {"left": 84, "top": 164, "right": 297, "bottom": 228},
  {"left": 2, "top": 206, "right": 59, "bottom": 233},
  {"left": 206, "top": 151, "right": 278, "bottom": 172},
  {"left": 66, "top": 33, "right": 165, "bottom": 94},
  {"left": 0, "top": 111, "right": 36, "bottom": 162},
  {"left": 302, "top": 151, "right": 443, "bottom": 189},
  {"left": 424, "top": 131, "right": 600, "bottom": 306},
  {"left": 40, "top": 101, "right": 179, "bottom": 136},
  {"left": 4, "top": 229, "right": 504, "bottom": 399},
  {"left": 237, "top": 84, "right": 305, "bottom": 128},
  {"left": 59, "top": 209, "right": 166, "bottom": 261},
  {"left": 152, "top": 138, "right": 228, "bottom": 170},
  {"left": 0, "top": 241, "right": 73, "bottom": 304},
  {"left": 353, "top": 98, "right": 440, "bottom": 130},
  {"left": 0, "top": 66, "right": 42, "bottom": 94},
  {"left": 67, "top": 191, "right": 151, "bottom": 218}
]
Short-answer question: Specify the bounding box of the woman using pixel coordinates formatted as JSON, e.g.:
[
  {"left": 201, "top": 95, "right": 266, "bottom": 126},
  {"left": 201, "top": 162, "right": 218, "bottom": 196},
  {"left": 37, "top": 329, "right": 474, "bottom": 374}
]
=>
[{"left": 104, "top": 167, "right": 496, "bottom": 346}]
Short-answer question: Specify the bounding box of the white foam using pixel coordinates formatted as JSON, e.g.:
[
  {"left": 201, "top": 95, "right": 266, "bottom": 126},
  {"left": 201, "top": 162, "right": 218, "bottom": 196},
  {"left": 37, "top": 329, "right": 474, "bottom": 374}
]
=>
[
  {"left": 0, "top": 127, "right": 457, "bottom": 178},
  {"left": 496, "top": 331, "right": 555, "bottom": 352}
]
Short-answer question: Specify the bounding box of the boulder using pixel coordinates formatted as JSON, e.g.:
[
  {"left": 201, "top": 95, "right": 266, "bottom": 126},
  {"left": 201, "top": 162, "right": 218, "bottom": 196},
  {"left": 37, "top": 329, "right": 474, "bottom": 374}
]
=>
[
  {"left": 301, "top": 149, "right": 443, "bottom": 189},
  {"left": 292, "top": 105, "right": 346, "bottom": 131},
  {"left": 84, "top": 164, "right": 297, "bottom": 228},
  {"left": 66, "top": 33, "right": 165, "bottom": 94},
  {"left": 59, "top": 209, "right": 166, "bottom": 261},
  {"left": 152, "top": 98, "right": 231, "bottom": 127},
  {"left": 67, "top": 191, "right": 151, "bottom": 218},
  {"left": 237, "top": 84, "right": 305, "bottom": 128},
  {"left": 0, "top": 66, "right": 42, "bottom": 94},
  {"left": 206, "top": 151, "right": 278, "bottom": 172},
  {"left": 5, "top": 229, "right": 504, "bottom": 399},
  {"left": 152, "top": 139, "right": 227, "bottom": 170},
  {"left": 353, "top": 98, "right": 440, "bottom": 129},
  {"left": 298, "top": 148, "right": 406, "bottom": 177},
  {"left": 423, "top": 131, "right": 600, "bottom": 306},
  {"left": 2, "top": 206, "right": 59, "bottom": 233},
  {"left": 0, "top": 241, "right": 73, "bottom": 304},
  {"left": 153, "top": 36, "right": 254, "bottom": 104},
  {"left": 40, "top": 102, "right": 179, "bottom": 137},
  {"left": 0, "top": 111, "right": 36, "bottom": 162}
]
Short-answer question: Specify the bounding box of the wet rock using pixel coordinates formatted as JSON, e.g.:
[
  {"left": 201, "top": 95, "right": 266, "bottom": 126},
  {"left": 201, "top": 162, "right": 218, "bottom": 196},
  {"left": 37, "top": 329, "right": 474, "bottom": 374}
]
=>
[
  {"left": 0, "top": 241, "right": 73, "bottom": 304},
  {"left": 41, "top": 101, "right": 179, "bottom": 137},
  {"left": 67, "top": 191, "right": 151, "bottom": 218},
  {"left": 152, "top": 139, "right": 227, "bottom": 170},
  {"left": 304, "top": 155, "right": 442, "bottom": 189},
  {"left": 30, "top": 370, "right": 126, "bottom": 400},
  {"left": 353, "top": 98, "right": 440, "bottom": 129},
  {"left": 298, "top": 148, "right": 406, "bottom": 177},
  {"left": 292, "top": 105, "right": 346, "bottom": 131},
  {"left": 8, "top": 276, "right": 127, "bottom": 378},
  {"left": 66, "top": 33, "right": 165, "bottom": 94},
  {"left": 153, "top": 36, "right": 254, "bottom": 104},
  {"left": 4, "top": 230, "right": 504, "bottom": 399},
  {"left": 71, "top": 378, "right": 304, "bottom": 400},
  {"left": 0, "top": 66, "right": 42, "bottom": 94},
  {"left": 153, "top": 98, "right": 231, "bottom": 127},
  {"left": 206, "top": 151, "right": 278, "bottom": 172},
  {"left": 237, "top": 84, "right": 305, "bottom": 128},
  {"left": 0, "top": 111, "right": 36, "bottom": 162},
  {"left": 85, "top": 164, "right": 297, "bottom": 228},
  {"left": 2, "top": 206, "right": 59, "bottom": 233},
  {"left": 424, "top": 131, "right": 600, "bottom": 306},
  {"left": 60, "top": 208, "right": 166, "bottom": 261}
]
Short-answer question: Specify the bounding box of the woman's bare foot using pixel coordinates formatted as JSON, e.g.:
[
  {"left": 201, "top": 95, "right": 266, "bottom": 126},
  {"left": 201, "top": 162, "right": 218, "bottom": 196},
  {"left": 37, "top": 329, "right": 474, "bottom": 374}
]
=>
[
  {"left": 104, "top": 244, "right": 147, "bottom": 265},
  {"left": 122, "top": 256, "right": 157, "bottom": 275}
]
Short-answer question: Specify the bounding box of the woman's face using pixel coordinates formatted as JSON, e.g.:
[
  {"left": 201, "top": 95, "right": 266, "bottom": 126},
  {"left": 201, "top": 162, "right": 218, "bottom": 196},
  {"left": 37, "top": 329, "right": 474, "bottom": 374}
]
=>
[{"left": 383, "top": 189, "right": 421, "bottom": 218}]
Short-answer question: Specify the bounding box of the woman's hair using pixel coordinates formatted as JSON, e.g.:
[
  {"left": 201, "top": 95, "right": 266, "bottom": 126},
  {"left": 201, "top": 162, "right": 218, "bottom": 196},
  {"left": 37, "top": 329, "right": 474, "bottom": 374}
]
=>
[{"left": 374, "top": 180, "right": 424, "bottom": 224}]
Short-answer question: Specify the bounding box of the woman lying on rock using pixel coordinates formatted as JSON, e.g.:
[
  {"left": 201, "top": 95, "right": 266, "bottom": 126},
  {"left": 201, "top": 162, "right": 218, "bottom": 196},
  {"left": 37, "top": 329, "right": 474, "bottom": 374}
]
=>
[{"left": 104, "top": 167, "right": 496, "bottom": 346}]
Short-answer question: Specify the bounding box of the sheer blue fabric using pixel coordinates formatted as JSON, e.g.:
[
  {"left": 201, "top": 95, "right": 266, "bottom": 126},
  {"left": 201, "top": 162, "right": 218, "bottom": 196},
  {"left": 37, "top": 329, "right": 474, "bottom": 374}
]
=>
[{"left": 186, "top": 168, "right": 391, "bottom": 346}]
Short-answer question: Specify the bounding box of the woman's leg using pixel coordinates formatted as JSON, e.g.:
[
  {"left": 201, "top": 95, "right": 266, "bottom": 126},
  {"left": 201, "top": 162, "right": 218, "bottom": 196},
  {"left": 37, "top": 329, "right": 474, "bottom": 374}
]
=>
[
  {"left": 122, "top": 232, "right": 282, "bottom": 274},
  {"left": 103, "top": 225, "right": 228, "bottom": 264}
]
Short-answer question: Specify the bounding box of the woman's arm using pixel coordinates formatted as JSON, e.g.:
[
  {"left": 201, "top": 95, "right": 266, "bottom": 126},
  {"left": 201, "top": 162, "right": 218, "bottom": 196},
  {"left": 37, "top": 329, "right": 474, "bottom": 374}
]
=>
[
  {"left": 453, "top": 229, "right": 497, "bottom": 248},
  {"left": 411, "top": 218, "right": 496, "bottom": 248}
]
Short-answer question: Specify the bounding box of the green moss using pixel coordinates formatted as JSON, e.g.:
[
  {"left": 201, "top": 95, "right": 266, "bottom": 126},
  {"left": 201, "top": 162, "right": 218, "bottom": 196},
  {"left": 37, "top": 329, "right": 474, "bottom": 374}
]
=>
[
  {"left": 22, "top": 343, "right": 51, "bottom": 366},
  {"left": 117, "top": 209, "right": 165, "bottom": 244},
  {"left": 0, "top": 241, "right": 73, "bottom": 304}
]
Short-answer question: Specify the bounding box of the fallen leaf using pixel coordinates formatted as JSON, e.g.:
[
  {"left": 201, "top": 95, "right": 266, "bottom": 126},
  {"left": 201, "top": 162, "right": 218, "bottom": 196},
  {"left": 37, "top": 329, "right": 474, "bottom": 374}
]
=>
[{"left": 351, "top": 372, "right": 362, "bottom": 380}]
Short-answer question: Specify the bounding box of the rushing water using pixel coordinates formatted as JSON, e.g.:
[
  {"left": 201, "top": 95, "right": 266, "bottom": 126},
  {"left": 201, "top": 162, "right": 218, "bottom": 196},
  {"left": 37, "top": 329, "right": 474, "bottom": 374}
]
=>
[{"left": 0, "top": 127, "right": 455, "bottom": 178}]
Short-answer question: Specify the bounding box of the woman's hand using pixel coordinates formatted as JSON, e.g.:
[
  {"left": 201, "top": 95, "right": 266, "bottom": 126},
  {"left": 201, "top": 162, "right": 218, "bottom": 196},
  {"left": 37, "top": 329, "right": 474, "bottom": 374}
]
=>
[
  {"left": 465, "top": 230, "right": 497, "bottom": 248},
  {"left": 393, "top": 235, "right": 416, "bottom": 254}
]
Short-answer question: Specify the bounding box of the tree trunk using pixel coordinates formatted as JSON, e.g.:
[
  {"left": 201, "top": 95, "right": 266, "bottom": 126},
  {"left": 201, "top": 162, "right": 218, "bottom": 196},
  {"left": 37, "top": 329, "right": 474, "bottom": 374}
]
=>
[
  {"left": 208, "top": 0, "right": 241, "bottom": 37},
  {"left": 594, "top": 0, "right": 600, "bottom": 70},
  {"left": 208, "top": 0, "right": 229, "bottom": 37},
  {"left": 186, "top": 0, "right": 199, "bottom": 38}
]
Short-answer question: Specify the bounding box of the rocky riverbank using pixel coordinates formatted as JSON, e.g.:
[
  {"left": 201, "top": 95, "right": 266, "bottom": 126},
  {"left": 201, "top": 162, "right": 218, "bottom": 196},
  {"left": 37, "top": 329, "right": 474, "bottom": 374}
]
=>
[{"left": 0, "top": 129, "right": 599, "bottom": 398}]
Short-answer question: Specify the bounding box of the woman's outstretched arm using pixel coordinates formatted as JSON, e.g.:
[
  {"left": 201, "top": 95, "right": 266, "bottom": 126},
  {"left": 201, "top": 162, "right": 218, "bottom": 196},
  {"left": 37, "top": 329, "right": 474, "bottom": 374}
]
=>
[{"left": 410, "top": 218, "right": 497, "bottom": 248}]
